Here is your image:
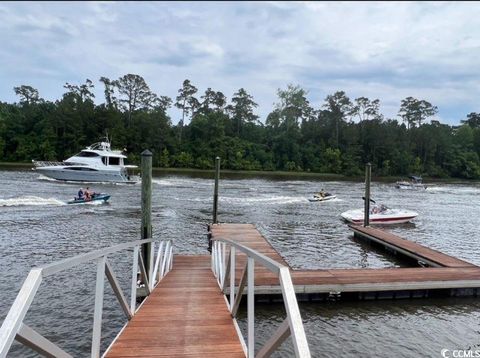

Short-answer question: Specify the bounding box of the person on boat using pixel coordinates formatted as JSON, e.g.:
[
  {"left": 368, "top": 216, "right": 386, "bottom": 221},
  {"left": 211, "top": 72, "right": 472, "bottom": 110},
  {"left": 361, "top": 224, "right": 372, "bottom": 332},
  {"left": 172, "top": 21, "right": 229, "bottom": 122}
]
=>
[
  {"left": 314, "top": 189, "right": 326, "bottom": 198},
  {"left": 77, "top": 188, "right": 84, "bottom": 201},
  {"left": 84, "top": 187, "right": 92, "bottom": 201}
]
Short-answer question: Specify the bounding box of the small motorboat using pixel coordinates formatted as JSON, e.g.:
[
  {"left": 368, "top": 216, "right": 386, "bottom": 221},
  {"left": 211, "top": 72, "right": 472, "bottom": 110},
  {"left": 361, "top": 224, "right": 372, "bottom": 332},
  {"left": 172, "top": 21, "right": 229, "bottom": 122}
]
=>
[
  {"left": 67, "top": 193, "right": 111, "bottom": 205},
  {"left": 395, "top": 175, "right": 427, "bottom": 190},
  {"left": 341, "top": 204, "right": 418, "bottom": 225}
]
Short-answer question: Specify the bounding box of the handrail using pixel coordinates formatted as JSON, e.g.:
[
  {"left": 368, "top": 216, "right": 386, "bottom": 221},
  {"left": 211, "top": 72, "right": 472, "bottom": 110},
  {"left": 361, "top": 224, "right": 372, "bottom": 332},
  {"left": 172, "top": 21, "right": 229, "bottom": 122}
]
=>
[
  {"left": 211, "top": 237, "right": 311, "bottom": 358},
  {"left": 0, "top": 238, "right": 173, "bottom": 358},
  {"left": 32, "top": 160, "right": 86, "bottom": 168}
]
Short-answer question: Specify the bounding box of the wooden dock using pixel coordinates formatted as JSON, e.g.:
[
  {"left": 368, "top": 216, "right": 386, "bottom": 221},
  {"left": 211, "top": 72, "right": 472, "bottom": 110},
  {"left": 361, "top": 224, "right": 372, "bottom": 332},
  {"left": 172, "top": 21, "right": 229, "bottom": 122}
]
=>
[
  {"left": 105, "top": 255, "right": 245, "bottom": 357},
  {"left": 209, "top": 223, "right": 480, "bottom": 298},
  {"left": 350, "top": 225, "right": 477, "bottom": 268},
  {"left": 105, "top": 223, "right": 480, "bottom": 356}
]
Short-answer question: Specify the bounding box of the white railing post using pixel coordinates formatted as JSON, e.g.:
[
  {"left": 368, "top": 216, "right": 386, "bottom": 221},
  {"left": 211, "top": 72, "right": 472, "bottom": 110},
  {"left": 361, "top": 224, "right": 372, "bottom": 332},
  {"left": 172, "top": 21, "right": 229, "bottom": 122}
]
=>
[
  {"left": 216, "top": 241, "right": 222, "bottom": 284},
  {"left": 160, "top": 241, "right": 171, "bottom": 278},
  {"left": 148, "top": 242, "right": 155, "bottom": 291},
  {"left": 210, "top": 238, "right": 311, "bottom": 358},
  {"left": 212, "top": 241, "right": 217, "bottom": 278},
  {"left": 0, "top": 238, "right": 175, "bottom": 358},
  {"left": 229, "top": 246, "right": 236, "bottom": 310},
  {"left": 130, "top": 246, "right": 139, "bottom": 314},
  {"left": 247, "top": 256, "right": 255, "bottom": 358},
  {"left": 211, "top": 241, "right": 215, "bottom": 273},
  {"left": 0, "top": 269, "right": 42, "bottom": 357},
  {"left": 222, "top": 242, "right": 226, "bottom": 287},
  {"left": 168, "top": 244, "right": 173, "bottom": 271},
  {"left": 279, "top": 268, "right": 311, "bottom": 358},
  {"left": 91, "top": 256, "right": 106, "bottom": 358},
  {"left": 152, "top": 241, "right": 165, "bottom": 285}
]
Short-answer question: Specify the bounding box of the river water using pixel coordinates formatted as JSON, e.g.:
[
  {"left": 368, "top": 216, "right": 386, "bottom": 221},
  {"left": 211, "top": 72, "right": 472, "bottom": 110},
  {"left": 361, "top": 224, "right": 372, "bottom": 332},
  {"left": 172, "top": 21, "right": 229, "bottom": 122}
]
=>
[{"left": 1, "top": 169, "right": 480, "bottom": 357}]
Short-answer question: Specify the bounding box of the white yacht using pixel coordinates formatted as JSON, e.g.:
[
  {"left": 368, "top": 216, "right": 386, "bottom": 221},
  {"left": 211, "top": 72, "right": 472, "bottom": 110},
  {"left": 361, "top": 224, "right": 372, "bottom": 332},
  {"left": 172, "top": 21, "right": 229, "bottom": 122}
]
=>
[{"left": 32, "top": 140, "right": 139, "bottom": 183}]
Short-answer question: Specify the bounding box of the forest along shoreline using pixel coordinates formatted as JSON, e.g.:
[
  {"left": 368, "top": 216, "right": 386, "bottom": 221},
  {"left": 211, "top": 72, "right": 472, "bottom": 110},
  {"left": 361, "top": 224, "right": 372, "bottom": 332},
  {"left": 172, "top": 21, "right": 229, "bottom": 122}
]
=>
[{"left": 1, "top": 77, "right": 480, "bottom": 181}]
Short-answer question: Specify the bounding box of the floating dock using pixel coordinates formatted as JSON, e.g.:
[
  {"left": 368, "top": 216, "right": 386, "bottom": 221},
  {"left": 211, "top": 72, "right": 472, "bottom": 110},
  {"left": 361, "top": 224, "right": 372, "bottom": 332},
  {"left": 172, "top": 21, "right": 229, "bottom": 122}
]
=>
[
  {"left": 105, "top": 223, "right": 480, "bottom": 356},
  {"left": 209, "top": 223, "right": 480, "bottom": 300}
]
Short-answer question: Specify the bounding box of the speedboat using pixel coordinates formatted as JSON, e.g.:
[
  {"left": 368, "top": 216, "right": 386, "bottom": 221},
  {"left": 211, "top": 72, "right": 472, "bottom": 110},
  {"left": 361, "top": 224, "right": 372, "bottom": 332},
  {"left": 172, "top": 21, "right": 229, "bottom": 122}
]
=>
[
  {"left": 32, "top": 139, "right": 139, "bottom": 183},
  {"left": 395, "top": 176, "right": 427, "bottom": 190},
  {"left": 67, "top": 193, "right": 111, "bottom": 205},
  {"left": 341, "top": 204, "right": 418, "bottom": 225},
  {"left": 308, "top": 193, "right": 337, "bottom": 202}
]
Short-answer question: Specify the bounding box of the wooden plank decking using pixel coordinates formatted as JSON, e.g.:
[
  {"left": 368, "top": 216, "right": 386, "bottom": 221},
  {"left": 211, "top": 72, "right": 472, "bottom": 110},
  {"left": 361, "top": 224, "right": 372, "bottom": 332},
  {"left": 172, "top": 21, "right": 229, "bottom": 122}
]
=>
[
  {"left": 105, "top": 255, "right": 244, "bottom": 358},
  {"left": 209, "top": 223, "right": 480, "bottom": 294},
  {"left": 350, "top": 225, "right": 476, "bottom": 268},
  {"left": 107, "top": 223, "right": 480, "bottom": 356}
]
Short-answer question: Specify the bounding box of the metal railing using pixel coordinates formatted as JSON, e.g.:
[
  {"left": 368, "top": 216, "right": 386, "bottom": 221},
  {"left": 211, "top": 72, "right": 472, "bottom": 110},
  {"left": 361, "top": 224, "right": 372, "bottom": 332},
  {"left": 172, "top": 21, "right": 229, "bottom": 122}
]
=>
[
  {"left": 211, "top": 238, "right": 311, "bottom": 358},
  {"left": 32, "top": 160, "right": 74, "bottom": 167},
  {"left": 0, "top": 238, "right": 173, "bottom": 358}
]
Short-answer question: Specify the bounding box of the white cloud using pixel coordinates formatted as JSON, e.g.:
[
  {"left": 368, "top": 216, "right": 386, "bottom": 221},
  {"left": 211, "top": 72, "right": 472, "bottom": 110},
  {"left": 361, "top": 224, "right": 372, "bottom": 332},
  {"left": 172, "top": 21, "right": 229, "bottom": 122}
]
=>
[{"left": 0, "top": 1, "right": 479, "bottom": 124}]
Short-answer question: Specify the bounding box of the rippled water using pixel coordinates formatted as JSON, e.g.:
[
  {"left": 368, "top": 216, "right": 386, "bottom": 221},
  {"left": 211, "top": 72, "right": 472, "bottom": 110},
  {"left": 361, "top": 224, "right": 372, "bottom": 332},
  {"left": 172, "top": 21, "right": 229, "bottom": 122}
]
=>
[{"left": 1, "top": 169, "right": 480, "bottom": 357}]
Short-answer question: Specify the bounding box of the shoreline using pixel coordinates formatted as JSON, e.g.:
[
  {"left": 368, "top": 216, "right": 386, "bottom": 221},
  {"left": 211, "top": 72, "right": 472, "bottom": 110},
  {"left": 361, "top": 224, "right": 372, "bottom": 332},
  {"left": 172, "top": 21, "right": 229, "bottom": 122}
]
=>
[{"left": 1, "top": 162, "right": 477, "bottom": 184}]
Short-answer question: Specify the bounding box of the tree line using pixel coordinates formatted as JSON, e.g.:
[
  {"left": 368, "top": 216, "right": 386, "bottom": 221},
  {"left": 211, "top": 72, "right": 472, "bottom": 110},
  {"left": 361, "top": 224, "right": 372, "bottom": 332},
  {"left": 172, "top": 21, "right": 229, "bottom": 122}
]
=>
[{"left": 1, "top": 74, "right": 480, "bottom": 179}]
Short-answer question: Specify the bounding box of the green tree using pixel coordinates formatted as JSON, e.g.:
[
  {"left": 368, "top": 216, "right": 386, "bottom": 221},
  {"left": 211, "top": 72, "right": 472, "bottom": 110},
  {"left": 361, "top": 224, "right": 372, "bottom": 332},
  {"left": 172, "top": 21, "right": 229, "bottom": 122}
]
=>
[
  {"left": 226, "top": 88, "right": 258, "bottom": 137},
  {"left": 323, "top": 91, "right": 354, "bottom": 148},
  {"left": 461, "top": 112, "right": 480, "bottom": 129},
  {"left": 175, "top": 79, "right": 199, "bottom": 124},
  {"left": 115, "top": 74, "right": 157, "bottom": 126},
  {"left": 13, "top": 85, "right": 42, "bottom": 105},
  {"left": 398, "top": 97, "right": 438, "bottom": 128}
]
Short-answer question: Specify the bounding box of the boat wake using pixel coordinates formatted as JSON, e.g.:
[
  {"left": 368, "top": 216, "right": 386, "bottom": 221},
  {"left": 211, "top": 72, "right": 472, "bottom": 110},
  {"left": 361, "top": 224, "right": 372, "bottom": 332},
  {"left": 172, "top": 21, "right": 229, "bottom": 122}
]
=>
[
  {"left": 426, "top": 186, "right": 480, "bottom": 195},
  {"left": 321, "top": 197, "right": 343, "bottom": 203},
  {"left": 221, "top": 195, "right": 307, "bottom": 205},
  {"left": 0, "top": 196, "right": 66, "bottom": 207},
  {"left": 38, "top": 175, "right": 59, "bottom": 182},
  {"left": 153, "top": 178, "right": 212, "bottom": 187}
]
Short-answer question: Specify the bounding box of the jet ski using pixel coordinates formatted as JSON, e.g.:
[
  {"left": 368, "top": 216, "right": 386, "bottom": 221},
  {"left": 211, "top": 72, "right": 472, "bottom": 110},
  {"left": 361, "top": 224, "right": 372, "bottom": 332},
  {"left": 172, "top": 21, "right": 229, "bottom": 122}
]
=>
[
  {"left": 67, "top": 193, "right": 110, "bottom": 205},
  {"left": 308, "top": 191, "right": 336, "bottom": 202}
]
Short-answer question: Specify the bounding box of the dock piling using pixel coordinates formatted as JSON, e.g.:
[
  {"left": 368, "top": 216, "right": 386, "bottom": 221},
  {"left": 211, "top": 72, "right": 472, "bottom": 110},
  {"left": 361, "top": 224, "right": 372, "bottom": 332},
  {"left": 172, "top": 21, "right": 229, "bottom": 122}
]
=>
[
  {"left": 364, "top": 163, "right": 371, "bottom": 227},
  {"left": 141, "top": 149, "right": 153, "bottom": 282},
  {"left": 213, "top": 156, "right": 220, "bottom": 224}
]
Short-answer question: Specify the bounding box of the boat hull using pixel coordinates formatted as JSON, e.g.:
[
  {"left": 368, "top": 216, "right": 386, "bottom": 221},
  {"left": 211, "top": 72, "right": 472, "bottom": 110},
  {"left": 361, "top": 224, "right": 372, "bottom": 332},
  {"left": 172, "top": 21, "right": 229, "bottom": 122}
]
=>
[
  {"left": 67, "top": 194, "right": 110, "bottom": 205},
  {"left": 308, "top": 195, "right": 337, "bottom": 202},
  {"left": 341, "top": 208, "right": 418, "bottom": 225},
  {"left": 36, "top": 167, "right": 138, "bottom": 184},
  {"left": 395, "top": 183, "right": 427, "bottom": 190}
]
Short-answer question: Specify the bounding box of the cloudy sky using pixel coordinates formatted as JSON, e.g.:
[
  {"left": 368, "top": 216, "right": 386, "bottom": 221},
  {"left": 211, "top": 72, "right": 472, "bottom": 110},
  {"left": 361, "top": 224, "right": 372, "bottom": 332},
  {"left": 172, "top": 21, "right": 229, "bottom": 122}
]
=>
[{"left": 0, "top": 1, "right": 479, "bottom": 125}]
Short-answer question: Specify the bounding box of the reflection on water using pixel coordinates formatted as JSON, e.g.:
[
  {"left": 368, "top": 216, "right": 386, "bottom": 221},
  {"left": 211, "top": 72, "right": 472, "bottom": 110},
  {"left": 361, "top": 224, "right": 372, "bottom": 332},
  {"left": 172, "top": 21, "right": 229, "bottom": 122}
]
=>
[{"left": 1, "top": 169, "right": 480, "bottom": 356}]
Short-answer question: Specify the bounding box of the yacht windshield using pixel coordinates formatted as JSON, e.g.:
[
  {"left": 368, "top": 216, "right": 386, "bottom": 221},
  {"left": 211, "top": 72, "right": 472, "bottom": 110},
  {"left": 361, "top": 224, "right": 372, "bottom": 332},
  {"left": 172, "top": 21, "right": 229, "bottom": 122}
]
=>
[{"left": 77, "top": 151, "right": 99, "bottom": 157}]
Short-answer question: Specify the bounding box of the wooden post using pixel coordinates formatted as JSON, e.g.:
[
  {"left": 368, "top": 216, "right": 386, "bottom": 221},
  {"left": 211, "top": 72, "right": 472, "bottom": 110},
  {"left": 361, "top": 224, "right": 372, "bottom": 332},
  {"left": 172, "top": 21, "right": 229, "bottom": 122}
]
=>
[
  {"left": 364, "top": 163, "right": 371, "bottom": 227},
  {"left": 213, "top": 156, "right": 220, "bottom": 224},
  {"left": 141, "top": 150, "right": 153, "bottom": 281}
]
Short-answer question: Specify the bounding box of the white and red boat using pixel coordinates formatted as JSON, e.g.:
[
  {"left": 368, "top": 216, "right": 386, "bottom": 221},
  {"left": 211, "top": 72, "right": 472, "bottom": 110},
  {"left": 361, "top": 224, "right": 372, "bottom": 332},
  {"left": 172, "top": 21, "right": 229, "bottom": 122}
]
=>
[{"left": 341, "top": 204, "right": 418, "bottom": 225}]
